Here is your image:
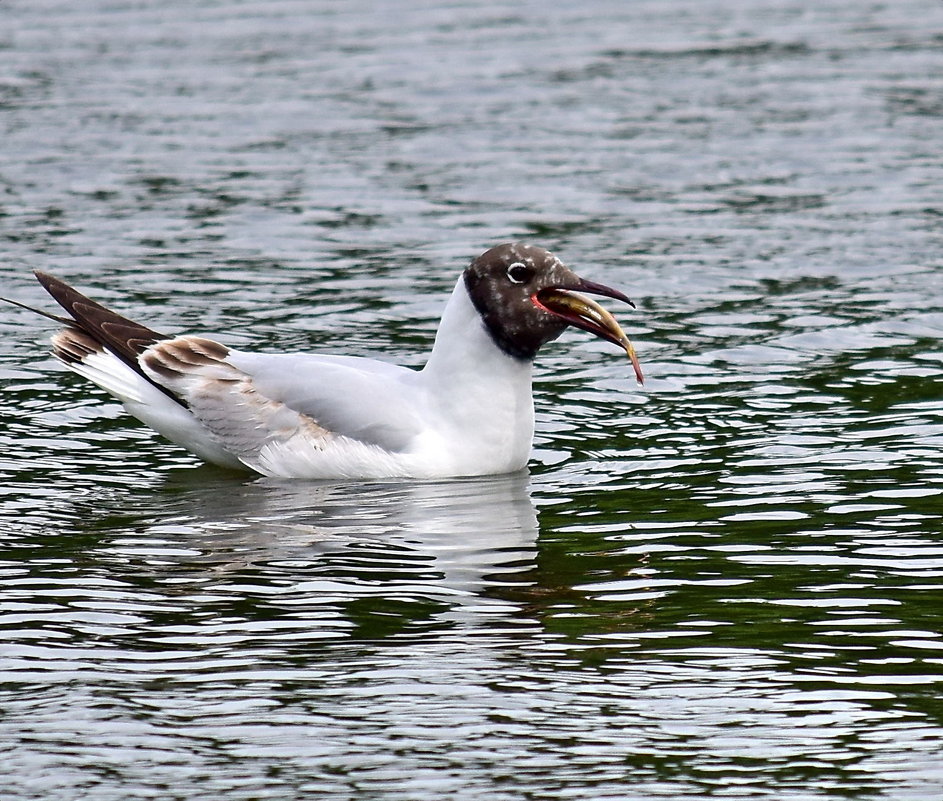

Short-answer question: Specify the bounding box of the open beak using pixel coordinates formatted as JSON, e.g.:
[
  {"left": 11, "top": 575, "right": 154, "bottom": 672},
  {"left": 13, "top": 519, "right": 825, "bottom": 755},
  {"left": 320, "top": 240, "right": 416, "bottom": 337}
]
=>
[{"left": 532, "top": 278, "right": 644, "bottom": 385}]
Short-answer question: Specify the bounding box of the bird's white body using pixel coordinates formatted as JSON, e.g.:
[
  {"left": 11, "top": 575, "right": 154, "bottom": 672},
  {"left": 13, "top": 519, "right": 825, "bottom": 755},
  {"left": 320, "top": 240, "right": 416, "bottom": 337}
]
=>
[
  {"left": 63, "top": 278, "right": 535, "bottom": 479},
  {"left": 20, "top": 242, "right": 640, "bottom": 480}
]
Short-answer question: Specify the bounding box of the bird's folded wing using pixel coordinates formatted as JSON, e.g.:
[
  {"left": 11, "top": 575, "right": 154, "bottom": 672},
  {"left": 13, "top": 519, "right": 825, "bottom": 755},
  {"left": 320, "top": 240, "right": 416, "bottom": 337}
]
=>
[
  {"left": 226, "top": 349, "right": 424, "bottom": 452},
  {"left": 139, "top": 336, "right": 425, "bottom": 470}
]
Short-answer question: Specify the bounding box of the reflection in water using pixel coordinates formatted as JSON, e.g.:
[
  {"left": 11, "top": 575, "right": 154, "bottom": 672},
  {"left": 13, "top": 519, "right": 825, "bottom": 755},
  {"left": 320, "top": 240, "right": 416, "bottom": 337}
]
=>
[
  {"left": 93, "top": 470, "right": 540, "bottom": 630},
  {"left": 142, "top": 473, "right": 537, "bottom": 595}
]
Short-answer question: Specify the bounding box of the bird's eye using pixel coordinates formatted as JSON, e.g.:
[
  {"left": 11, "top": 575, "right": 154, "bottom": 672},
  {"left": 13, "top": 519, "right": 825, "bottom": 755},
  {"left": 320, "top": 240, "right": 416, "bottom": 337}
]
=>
[{"left": 506, "top": 262, "right": 533, "bottom": 284}]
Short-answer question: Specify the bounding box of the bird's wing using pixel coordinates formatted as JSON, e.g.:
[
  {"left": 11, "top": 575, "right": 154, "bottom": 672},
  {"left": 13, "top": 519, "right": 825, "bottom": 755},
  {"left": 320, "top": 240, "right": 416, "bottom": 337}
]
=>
[
  {"left": 139, "top": 337, "right": 426, "bottom": 472},
  {"left": 30, "top": 271, "right": 430, "bottom": 476},
  {"left": 225, "top": 350, "right": 423, "bottom": 451}
]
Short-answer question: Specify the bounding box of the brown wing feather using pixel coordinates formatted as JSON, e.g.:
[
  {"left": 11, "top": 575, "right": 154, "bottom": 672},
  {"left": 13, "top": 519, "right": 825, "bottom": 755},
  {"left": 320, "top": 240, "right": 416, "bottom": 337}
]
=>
[
  {"left": 34, "top": 271, "right": 168, "bottom": 371},
  {"left": 34, "top": 271, "right": 186, "bottom": 406}
]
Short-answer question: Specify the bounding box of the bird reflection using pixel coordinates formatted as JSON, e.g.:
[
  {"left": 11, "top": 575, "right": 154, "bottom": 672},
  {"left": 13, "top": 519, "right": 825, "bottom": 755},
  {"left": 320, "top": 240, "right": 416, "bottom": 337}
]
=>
[{"left": 129, "top": 469, "right": 540, "bottom": 611}]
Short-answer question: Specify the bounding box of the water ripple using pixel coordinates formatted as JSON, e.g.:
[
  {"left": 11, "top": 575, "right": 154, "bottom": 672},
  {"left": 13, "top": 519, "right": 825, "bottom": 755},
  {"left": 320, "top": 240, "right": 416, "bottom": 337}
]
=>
[{"left": 3, "top": 0, "right": 943, "bottom": 798}]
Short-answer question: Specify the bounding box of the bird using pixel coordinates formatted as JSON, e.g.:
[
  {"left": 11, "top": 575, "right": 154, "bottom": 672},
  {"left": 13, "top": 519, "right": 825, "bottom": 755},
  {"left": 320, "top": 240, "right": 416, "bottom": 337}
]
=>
[{"left": 5, "top": 243, "right": 643, "bottom": 479}]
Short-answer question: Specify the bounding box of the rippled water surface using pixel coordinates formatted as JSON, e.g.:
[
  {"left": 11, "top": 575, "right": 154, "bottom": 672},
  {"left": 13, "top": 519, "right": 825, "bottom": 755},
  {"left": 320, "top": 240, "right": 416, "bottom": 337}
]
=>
[{"left": 2, "top": 0, "right": 943, "bottom": 798}]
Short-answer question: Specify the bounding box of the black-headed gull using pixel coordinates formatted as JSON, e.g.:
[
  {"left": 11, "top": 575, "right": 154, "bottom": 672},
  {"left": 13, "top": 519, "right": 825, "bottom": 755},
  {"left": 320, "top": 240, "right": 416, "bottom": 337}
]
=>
[{"left": 9, "top": 243, "right": 643, "bottom": 479}]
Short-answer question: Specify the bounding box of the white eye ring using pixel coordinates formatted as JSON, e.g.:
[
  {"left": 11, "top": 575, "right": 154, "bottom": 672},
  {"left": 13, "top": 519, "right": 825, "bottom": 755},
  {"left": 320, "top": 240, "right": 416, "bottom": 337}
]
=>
[{"left": 506, "top": 262, "right": 530, "bottom": 284}]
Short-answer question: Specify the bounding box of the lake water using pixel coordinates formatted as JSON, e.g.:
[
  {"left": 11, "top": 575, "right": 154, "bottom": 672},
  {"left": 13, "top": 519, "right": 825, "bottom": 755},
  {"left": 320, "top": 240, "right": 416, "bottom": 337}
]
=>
[{"left": 2, "top": 0, "right": 943, "bottom": 798}]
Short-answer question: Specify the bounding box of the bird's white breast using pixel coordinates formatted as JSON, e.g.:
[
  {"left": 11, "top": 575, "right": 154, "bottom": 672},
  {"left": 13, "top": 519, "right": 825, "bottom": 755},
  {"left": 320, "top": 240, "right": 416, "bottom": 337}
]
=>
[{"left": 407, "top": 278, "right": 535, "bottom": 476}]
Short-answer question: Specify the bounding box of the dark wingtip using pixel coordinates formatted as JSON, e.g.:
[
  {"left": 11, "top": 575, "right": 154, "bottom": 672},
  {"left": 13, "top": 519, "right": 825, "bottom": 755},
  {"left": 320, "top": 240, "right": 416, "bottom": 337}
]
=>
[
  {"left": 32, "top": 270, "right": 189, "bottom": 407},
  {"left": 31, "top": 270, "right": 169, "bottom": 362},
  {"left": 33, "top": 270, "right": 57, "bottom": 290},
  {"left": 33, "top": 270, "right": 79, "bottom": 311}
]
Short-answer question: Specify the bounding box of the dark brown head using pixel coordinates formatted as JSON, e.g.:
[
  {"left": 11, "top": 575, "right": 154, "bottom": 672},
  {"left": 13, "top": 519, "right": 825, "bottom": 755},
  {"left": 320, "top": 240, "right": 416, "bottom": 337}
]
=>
[{"left": 463, "top": 243, "right": 643, "bottom": 383}]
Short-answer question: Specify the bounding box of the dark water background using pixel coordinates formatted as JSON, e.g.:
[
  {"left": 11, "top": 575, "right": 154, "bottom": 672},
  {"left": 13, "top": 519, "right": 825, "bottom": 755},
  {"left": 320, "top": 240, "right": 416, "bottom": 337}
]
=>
[{"left": 2, "top": 0, "right": 943, "bottom": 798}]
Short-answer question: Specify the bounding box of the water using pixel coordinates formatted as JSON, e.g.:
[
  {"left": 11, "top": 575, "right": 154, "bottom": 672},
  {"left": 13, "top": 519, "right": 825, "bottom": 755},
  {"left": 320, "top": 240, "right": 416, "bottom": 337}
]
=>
[{"left": 2, "top": 0, "right": 943, "bottom": 797}]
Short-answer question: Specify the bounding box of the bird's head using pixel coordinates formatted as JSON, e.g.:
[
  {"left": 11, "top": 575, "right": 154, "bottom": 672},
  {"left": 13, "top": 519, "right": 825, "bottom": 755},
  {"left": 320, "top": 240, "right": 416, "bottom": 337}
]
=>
[{"left": 463, "top": 243, "right": 643, "bottom": 383}]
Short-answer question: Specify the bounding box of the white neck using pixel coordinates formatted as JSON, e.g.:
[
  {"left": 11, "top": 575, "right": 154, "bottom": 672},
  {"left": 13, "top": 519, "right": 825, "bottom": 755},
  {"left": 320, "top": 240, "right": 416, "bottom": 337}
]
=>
[
  {"left": 422, "top": 277, "right": 531, "bottom": 382},
  {"left": 417, "top": 277, "right": 535, "bottom": 473}
]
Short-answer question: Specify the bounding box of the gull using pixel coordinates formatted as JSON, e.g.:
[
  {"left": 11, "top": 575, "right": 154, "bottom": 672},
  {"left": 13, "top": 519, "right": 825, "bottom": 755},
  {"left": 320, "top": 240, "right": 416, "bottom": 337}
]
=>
[{"left": 6, "top": 243, "right": 643, "bottom": 479}]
